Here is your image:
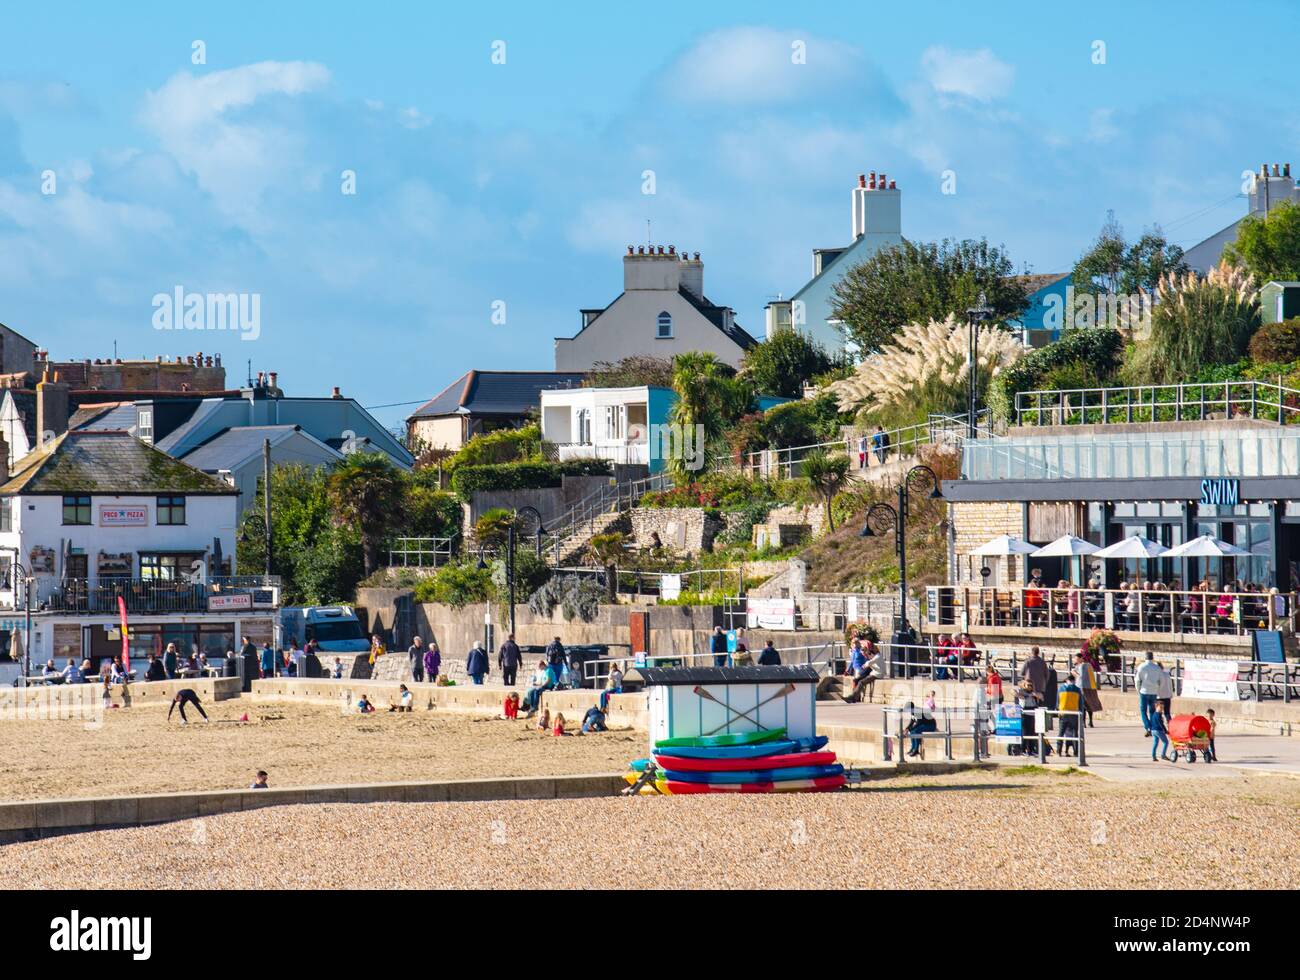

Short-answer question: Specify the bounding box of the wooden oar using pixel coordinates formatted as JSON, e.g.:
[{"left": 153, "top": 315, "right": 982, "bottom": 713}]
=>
[{"left": 694, "top": 682, "right": 796, "bottom": 736}]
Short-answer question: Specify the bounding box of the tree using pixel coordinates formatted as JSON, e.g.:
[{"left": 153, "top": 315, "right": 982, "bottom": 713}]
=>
[
  {"left": 587, "top": 355, "right": 675, "bottom": 389},
  {"left": 739, "top": 330, "right": 837, "bottom": 398},
  {"left": 1224, "top": 200, "right": 1300, "bottom": 283},
  {"left": 831, "top": 238, "right": 1027, "bottom": 354},
  {"left": 1072, "top": 213, "right": 1187, "bottom": 296},
  {"left": 800, "top": 450, "right": 850, "bottom": 532},
  {"left": 587, "top": 532, "right": 626, "bottom": 601},
  {"left": 1123, "top": 261, "right": 1260, "bottom": 384},
  {"left": 667, "top": 351, "right": 734, "bottom": 482},
  {"left": 327, "top": 452, "right": 409, "bottom": 576}
]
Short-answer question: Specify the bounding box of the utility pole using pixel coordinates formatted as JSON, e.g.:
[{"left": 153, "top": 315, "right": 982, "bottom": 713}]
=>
[{"left": 263, "top": 438, "right": 272, "bottom": 577}]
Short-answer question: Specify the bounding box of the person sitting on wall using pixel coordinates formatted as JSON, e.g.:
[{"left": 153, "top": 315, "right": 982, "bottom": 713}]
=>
[
  {"left": 144, "top": 653, "right": 167, "bottom": 682},
  {"left": 524, "top": 660, "right": 552, "bottom": 716}
]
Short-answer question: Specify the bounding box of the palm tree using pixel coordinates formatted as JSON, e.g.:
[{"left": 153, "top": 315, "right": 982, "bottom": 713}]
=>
[
  {"left": 801, "top": 450, "right": 850, "bottom": 531},
  {"left": 667, "top": 352, "right": 737, "bottom": 482},
  {"left": 327, "top": 452, "right": 408, "bottom": 576}
]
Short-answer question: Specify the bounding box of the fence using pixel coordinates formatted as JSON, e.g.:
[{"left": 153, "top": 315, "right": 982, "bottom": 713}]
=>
[
  {"left": 387, "top": 536, "right": 456, "bottom": 568},
  {"left": 33, "top": 576, "right": 280, "bottom": 615},
  {"left": 721, "top": 592, "right": 919, "bottom": 632},
  {"left": 928, "top": 584, "right": 1295, "bottom": 639},
  {"left": 882, "top": 640, "right": 1300, "bottom": 703},
  {"left": 580, "top": 641, "right": 847, "bottom": 687},
  {"left": 1015, "top": 380, "right": 1300, "bottom": 428}
]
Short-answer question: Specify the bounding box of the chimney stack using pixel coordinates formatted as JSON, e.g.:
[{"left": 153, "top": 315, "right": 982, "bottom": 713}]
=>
[
  {"left": 852, "top": 168, "right": 902, "bottom": 240},
  {"left": 0, "top": 431, "right": 8, "bottom": 480},
  {"left": 36, "top": 369, "right": 69, "bottom": 448},
  {"left": 332, "top": 386, "right": 342, "bottom": 399}
]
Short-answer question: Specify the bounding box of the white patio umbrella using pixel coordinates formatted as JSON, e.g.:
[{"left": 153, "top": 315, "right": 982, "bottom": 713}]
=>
[
  {"left": 1163, "top": 534, "right": 1251, "bottom": 558},
  {"left": 1030, "top": 535, "right": 1101, "bottom": 557},
  {"left": 1031, "top": 535, "right": 1101, "bottom": 586},
  {"left": 970, "top": 535, "right": 1039, "bottom": 556},
  {"left": 1092, "top": 535, "right": 1169, "bottom": 559}
]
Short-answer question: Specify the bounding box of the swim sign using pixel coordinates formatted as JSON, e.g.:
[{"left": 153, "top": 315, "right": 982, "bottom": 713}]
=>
[{"left": 1199, "top": 478, "right": 1240, "bottom": 506}]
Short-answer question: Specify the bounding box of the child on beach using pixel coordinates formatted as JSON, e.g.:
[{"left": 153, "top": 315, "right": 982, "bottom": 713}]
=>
[
  {"left": 1150, "top": 701, "right": 1170, "bottom": 762},
  {"left": 357, "top": 694, "right": 375, "bottom": 714},
  {"left": 503, "top": 692, "right": 520, "bottom": 720},
  {"left": 552, "top": 713, "right": 569, "bottom": 736},
  {"left": 1206, "top": 708, "right": 1217, "bottom": 761},
  {"left": 536, "top": 707, "right": 551, "bottom": 732}
]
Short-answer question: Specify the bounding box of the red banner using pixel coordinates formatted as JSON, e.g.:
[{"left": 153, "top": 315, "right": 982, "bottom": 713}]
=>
[{"left": 117, "top": 596, "right": 130, "bottom": 673}]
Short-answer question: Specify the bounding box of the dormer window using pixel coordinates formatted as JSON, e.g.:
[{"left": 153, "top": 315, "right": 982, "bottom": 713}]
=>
[
  {"left": 137, "top": 408, "right": 153, "bottom": 444},
  {"left": 656, "top": 311, "right": 673, "bottom": 339}
]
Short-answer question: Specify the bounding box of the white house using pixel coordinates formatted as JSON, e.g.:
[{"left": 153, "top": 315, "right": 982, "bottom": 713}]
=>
[
  {"left": 541, "top": 385, "right": 676, "bottom": 471},
  {"left": 766, "top": 171, "right": 903, "bottom": 354},
  {"left": 554, "top": 247, "right": 758, "bottom": 371},
  {"left": 0, "top": 430, "right": 277, "bottom": 674}
]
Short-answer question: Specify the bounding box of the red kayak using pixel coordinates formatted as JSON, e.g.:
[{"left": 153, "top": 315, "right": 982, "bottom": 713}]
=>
[
  {"left": 663, "top": 775, "right": 846, "bottom": 794},
  {"left": 653, "top": 750, "right": 837, "bottom": 772}
]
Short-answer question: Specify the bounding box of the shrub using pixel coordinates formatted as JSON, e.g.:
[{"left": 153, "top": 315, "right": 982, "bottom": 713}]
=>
[
  {"left": 445, "top": 424, "right": 541, "bottom": 471},
  {"left": 987, "top": 327, "right": 1125, "bottom": 422},
  {"left": 844, "top": 622, "right": 880, "bottom": 644},
  {"left": 451, "top": 459, "right": 611, "bottom": 502},
  {"left": 414, "top": 562, "right": 494, "bottom": 607},
  {"left": 761, "top": 391, "right": 845, "bottom": 448},
  {"left": 473, "top": 508, "right": 514, "bottom": 547},
  {"left": 527, "top": 575, "right": 605, "bottom": 622},
  {"left": 490, "top": 548, "right": 551, "bottom": 599},
  {"left": 1248, "top": 317, "right": 1300, "bottom": 364}
]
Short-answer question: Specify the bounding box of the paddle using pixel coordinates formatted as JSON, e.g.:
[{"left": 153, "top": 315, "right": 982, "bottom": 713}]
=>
[{"left": 694, "top": 683, "right": 796, "bottom": 736}]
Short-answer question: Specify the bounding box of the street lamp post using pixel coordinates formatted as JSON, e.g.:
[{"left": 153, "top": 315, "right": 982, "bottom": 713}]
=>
[
  {"left": 859, "top": 466, "right": 942, "bottom": 673},
  {"left": 479, "top": 508, "right": 547, "bottom": 640},
  {"left": 966, "top": 290, "right": 994, "bottom": 439}
]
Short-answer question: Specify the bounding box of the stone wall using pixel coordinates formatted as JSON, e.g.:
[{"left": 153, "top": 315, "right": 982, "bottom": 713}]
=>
[
  {"left": 628, "top": 507, "right": 727, "bottom": 555},
  {"left": 951, "top": 500, "right": 1024, "bottom": 586},
  {"left": 753, "top": 503, "right": 825, "bottom": 549},
  {"left": 465, "top": 474, "right": 616, "bottom": 539}
]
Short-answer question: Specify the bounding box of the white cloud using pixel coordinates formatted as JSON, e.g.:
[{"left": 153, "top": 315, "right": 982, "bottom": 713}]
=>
[
  {"left": 664, "top": 27, "right": 864, "bottom": 106},
  {"left": 1088, "top": 107, "right": 1119, "bottom": 144},
  {"left": 139, "top": 61, "right": 330, "bottom": 230},
  {"left": 920, "top": 46, "right": 1014, "bottom": 102}
]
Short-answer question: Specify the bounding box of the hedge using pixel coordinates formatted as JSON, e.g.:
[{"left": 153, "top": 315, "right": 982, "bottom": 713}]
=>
[
  {"left": 450, "top": 459, "right": 612, "bottom": 502},
  {"left": 986, "top": 327, "right": 1125, "bottom": 423}
]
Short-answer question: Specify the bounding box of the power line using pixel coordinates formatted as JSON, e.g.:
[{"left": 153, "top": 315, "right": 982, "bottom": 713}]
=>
[{"left": 363, "top": 398, "right": 429, "bottom": 410}]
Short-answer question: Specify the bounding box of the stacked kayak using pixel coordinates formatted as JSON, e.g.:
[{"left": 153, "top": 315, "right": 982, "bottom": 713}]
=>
[{"left": 625, "top": 729, "right": 843, "bottom": 795}]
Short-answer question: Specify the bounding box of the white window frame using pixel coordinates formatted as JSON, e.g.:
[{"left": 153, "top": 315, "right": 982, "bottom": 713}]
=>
[{"left": 656, "top": 311, "right": 673, "bottom": 339}]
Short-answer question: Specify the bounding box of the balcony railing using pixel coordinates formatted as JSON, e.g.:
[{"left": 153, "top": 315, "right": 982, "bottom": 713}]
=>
[
  {"left": 927, "top": 584, "right": 1295, "bottom": 640},
  {"left": 1014, "top": 380, "right": 1300, "bottom": 428},
  {"left": 554, "top": 442, "right": 648, "bottom": 466},
  {"left": 20, "top": 576, "right": 280, "bottom": 615}
]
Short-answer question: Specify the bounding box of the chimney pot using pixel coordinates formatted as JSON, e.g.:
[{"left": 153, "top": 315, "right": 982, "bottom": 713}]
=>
[
  {"left": 332, "top": 386, "right": 342, "bottom": 399},
  {"left": 693, "top": 252, "right": 700, "bottom": 260},
  {"left": 637, "top": 246, "right": 644, "bottom": 254},
  {"left": 889, "top": 180, "right": 896, "bottom": 190},
  {"left": 858, "top": 174, "right": 866, "bottom": 188},
  {"left": 668, "top": 245, "right": 675, "bottom": 255},
  {"left": 627, "top": 245, "right": 634, "bottom": 255}
]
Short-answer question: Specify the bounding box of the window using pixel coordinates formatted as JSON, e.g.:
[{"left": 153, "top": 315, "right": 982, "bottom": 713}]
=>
[
  {"left": 140, "top": 553, "right": 204, "bottom": 582},
  {"left": 656, "top": 311, "right": 673, "bottom": 338},
  {"left": 0, "top": 498, "right": 10, "bottom": 533},
  {"left": 137, "top": 408, "right": 154, "bottom": 444},
  {"left": 63, "top": 495, "right": 91, "bottom": 525},
  {"left": 602, "top": 405, "right": 625, "bottom": 441},
  {"left": 576, "top": 408, "right": 592, "bottom": 444},
  {"left": 157, "top": 495, "right": 186, "bottom": 525}
]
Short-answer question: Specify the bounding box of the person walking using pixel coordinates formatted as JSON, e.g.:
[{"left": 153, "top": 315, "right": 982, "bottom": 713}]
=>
[
  {"left": 1156, "top": 659, "right": 1174, "bottom": 721},
  {"left": 1149, "top": 701, "right": 1171, "bottom": 761},
  {"left": 408, "top": 635, "right": 426, "bottom": 683},
  {"left": 1074, "top": 651, "right": 1102, "bottom": 727},
  {"left": 498, "top": 633, "right": 522, "bottom": 686},
  {"left": 466, "top": 640, "right": 488, "bottom": 685},
  {"left": 423, "top": 641, "right": 441, "bottom": 685},
  {"left": 1135, "top": 651, "right": 1162, "bottom": 737},
  {"left": 757, "top": 641, "right": 781, "bottom": 666},
  {"left": 709, "top": 626, "right": 728, "bottom": 668},
  {"left": 1056, "top": 672, "right": 1083, "bottom": 757},
  {"left": 260, "top": 641, "right": 275, "bottom": 679},
  {"left": 1019, "top": 646, "right": 1048, "bottom": 697},
  {"left": 871, "top": 425, "right": 885, "bottom": 465},
  {"left": 857, "top": 432, "right": 869, "bottom": 470},
  {"left": 985, "top": 663, "right": 1004, "bottom": 704},
  {"left": 544, "top": 636, "right": 566, "bottom": 677}
]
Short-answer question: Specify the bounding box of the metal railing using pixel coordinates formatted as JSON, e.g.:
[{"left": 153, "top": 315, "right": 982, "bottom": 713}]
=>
[
  {"left": 881, "top": 640, "right": 1300, "bottom": 703},
  {"left": 538, "top": 471, "right": 672, "bottom": 564},
  {"left": 387, "top": 536, "right": 456, "bottom": 568},
  {"left": 552, "top": 442, "right": 649, "bottom": 466},
  {"left": 720, "top": 592, "right": 918, "bottom": 632},
  {"left": 33, "top": 575, "right": 280, "bottom": 615},
  {"left": 1015, "top": 380, "right": 1300, "bottom": 428},
  {"left": 716, "top": 411, "right": 987, "bottom": 481},
  {"left": 581, "top": 641, "right": 847, "bottom": 686},
  {"left": 929, "top": 584, "right": 1295, "bottom": 639}
]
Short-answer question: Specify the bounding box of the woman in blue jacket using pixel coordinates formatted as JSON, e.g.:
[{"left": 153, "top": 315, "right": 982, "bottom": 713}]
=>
[{"left": 466, "top": 641, "right": 489, "bottom": 685}]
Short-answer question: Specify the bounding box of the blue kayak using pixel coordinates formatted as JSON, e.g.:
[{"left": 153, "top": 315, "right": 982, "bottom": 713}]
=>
[
  {"left": 651, "top": 735, "right": 828, "bottom": 760},
  {"left": 661, "top": 764, "right": 845, "bottom": 785}
]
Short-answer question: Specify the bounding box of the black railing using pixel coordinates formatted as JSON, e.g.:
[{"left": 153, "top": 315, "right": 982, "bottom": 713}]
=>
[{"left": 38, "top": 576, "right": 279, "bottom": 615}]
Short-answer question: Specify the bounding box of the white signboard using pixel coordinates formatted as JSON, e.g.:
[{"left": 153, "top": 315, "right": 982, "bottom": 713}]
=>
[
  {"left": 1182, "top": 659, "right": 1238, "bottom": 701},
  {"left": 846, "top": 596, "right": 858, "bottom": 622},
  {"left": 208, "top": 593, "right": 253, "bottom": 612},
  {"left": 746, "top": 597, "right": 796, "bottom": 631},
  {"left": 99, "top": 506, "right": 148, "bottom": 527},
  {"left": 660, "top": 574, "right": 681, "bottom": 601}
]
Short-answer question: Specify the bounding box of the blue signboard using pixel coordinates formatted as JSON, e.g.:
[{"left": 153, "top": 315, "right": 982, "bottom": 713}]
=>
[{"left": 1199, "top": 479, "right": 1240, "bottom": 506}]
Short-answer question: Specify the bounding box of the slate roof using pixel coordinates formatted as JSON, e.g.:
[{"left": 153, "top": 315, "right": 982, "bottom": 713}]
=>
[
  {"left": 1010, "top": 273, "right": 1069, "bottom": 296},
  {"left": 179, "top": 424, "right": 337, "bottom": 472},
  {"left": 637, "top": 665, "right": 821, "bottom": 686},
  {"left": 408, "top": 370, "right": 586, "bottom": 421},
  {"left": 68, "top": 402, "right": 137, "bottom": 434},
  {"left": 0, "top": 430, "right": 237, "bottom": 495},
  {"left": 676, "top": 287, "right": 758, "bottom": 349}
]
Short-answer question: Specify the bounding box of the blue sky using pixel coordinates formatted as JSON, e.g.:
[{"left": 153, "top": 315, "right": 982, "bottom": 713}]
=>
[{"left": 1, "top": 1, "right": 1297, "bottom": 427}]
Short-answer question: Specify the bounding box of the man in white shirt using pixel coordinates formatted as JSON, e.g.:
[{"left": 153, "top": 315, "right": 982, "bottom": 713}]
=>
[{"left": 1135, "top": 651, "right": 1163, "bottom": 737}]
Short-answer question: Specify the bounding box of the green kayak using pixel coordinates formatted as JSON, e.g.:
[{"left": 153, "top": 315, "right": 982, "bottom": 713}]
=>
[{"left": 655, "top": 727, "right": 787, "bottom": 749}]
